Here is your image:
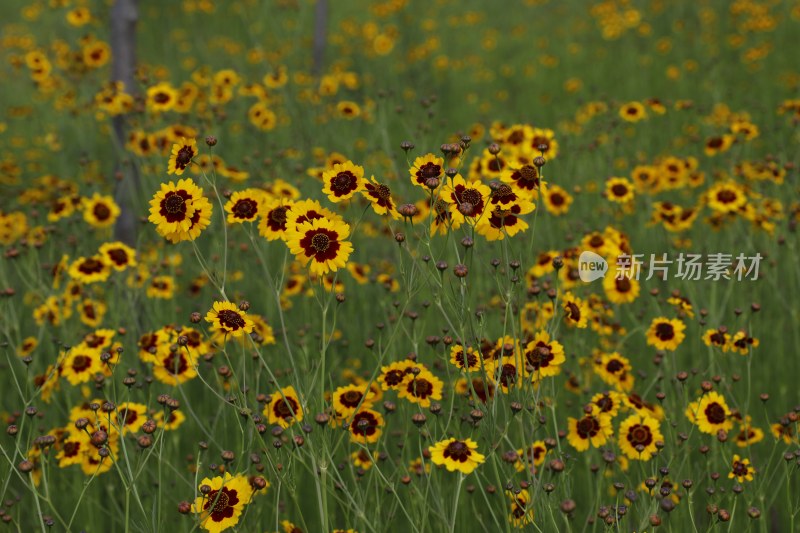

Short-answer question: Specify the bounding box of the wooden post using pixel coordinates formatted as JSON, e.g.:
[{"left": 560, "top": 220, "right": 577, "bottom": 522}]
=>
[
  {"left": 110, "top": 0, "right": 139, "bottom": 246},
  {"left": 312, "top": 0, "right": 329, "bottom": 76}
]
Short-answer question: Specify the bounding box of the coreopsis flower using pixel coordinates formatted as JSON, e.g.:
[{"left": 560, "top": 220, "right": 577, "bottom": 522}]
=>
[
  {"left": 624, "top": 393, "right": 665, "bottom": 421},
  {"left": 475, "top": 199, "right": 535, "bottom": 241},
  {"left": 561, "top": 292, "right": 590, "bottom": 328},
  {"left": 68, "top": 255, "right": 111, "bottom": 284},
  {"left": 224, "top": 188, "right": 265, "bottom": 224},
  {"left": 567, "top": 406, "right": 613, "bottom": 451},
  {"left": 409, "top": 153, "right": 444, "bottom": 188},
  {"left": 603, "top": 270, "right": 640, "bottom": 304},
  {"left": 98, "top": 241, "right": 137, "bottom": 271},
  {"left": 729, "top": 455, "right": 755, "bottom": 483},
  {"left": 321, "top": 161, "right": 365, "bottom": 202},
  {"left": 706, "top": 182, "right": 747, "bottom": 213},
  {"left": 686, "top": 391, "right": 733, "bottom": 434},
  {"left": 167, "top": 137, "right": 198, "bottom": 175},
  {"left": 514, "top": 441, "right": 547, "bottom": 473},
  {"left": 114, "top": 402, "right": 148, "bottom": 435},
  {"left": 507, "top": 488, "right": 534, "bottom": 527},
  {"left": 442, "top": 174, "right": 492, "bottom": 223},
  {"left": 704, "top": 134, "right": 735, "bottom": 157},
  {"left": 734, "top": 417, "right": 764, "bottom": 448},
  {"left": 146, "top": 82, "right": 178, "bottom": 113},
  {"left": 397, "top": 369, "right": 443, "bottom": 408},
  {"left": 191, "top": 472, "right": 254, "bottom": 533},
  {"left": 605, "top": 177, "right": 635, "bottom": 204},
  {"left": 703, "top": 328, "right": 731, "bottom": 352},
  {"left": 286, "top": 217, "right": 353, "bottom": 276},
  {"left": 347, "top": 408, "right": 384, "bottom": 444},
  {"left": 619, "top": 101, "right": 647, "bottom": 122},
  {"left": 60, "top": 346, "right": 102, "bottom": 385},
  {"left": 731, "top": 330, "right": 759, "bottom": 355},
  {"left": 590, "top": 391, "right": 625, "bottom": 418},
  {"left": 449, "top": 345, "right": 484, "bottom": 373},
  {"left": 258, "top": 198, "right": 293, "bottom": 241},
  {"left": 148, "top": 178, "right": 213, "bottom": 242},
  {"left": 81, "top": 193, "right": 120, "bottom": 229},
  {"left": 153, "top": 348, "right": 200, "bottom": 386},
  {"left": 429, "top": 437, "right": 485, "bottom": 474},
  {"left": 499, "top": 164, "right": 543, "bottom": 198},
  {"left": 542, "top": 184, "right": 573, "bottom": 215},
  {"left": 377, "top": 360, "right": 420, "bottom": 391},
  {"left": 645, "top": 317, "right": 686, "bottom": 351},
  {"left": 265, "top": 385, "right": 303, "bottom": 428},
  {"left": 618, "top": 413, "right": 663, "bottom": 461},
  {"left": 361, "top": 176, "right": 400, "bottom": 218},
  {"left": 523, "top": 331, "right": 565, "bottom": 379},
  {"left": 205, "top": 301, "right": 254, "bottom": 338},
  {"left": 332, "top": 384, "right": 376, "bottom": 418}
]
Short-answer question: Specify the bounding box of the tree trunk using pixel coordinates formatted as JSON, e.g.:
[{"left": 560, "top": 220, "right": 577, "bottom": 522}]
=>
[{"left": 110, "top": 0, "right": 139, "bottom": 246}]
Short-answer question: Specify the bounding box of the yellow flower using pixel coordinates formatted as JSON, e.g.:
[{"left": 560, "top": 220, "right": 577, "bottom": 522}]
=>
[
  {"left": 645, "top": 317, "right": 686, "bottom": 351},
  {"left": 191, "top": 472, "right": 254, "bottom": 533},
  {"left": 618, "top": 413, "right": 663, "bottom": 461},
  {"left": 265, "top": 386, "right": 304, "bottom": 429},
  {"left": 429, "top": 437, "right": 485, "bottom": 474},
  {"left": 286, "top": 217, "right": 353, "bottom": 276},
  {"left": 82, "top": 193, "right": 120, "bottom": 229},
  {"left": 686, "top": 391, "right": 733, "bottom": 434},
  {"left": 729, "top": 455, "right": 755, "bottom": 483},
  {"left": 322, "top": 161, "right": 365, "bottom": 203},
  {"left": 567, "top": 406, "right": 613, "bottom": 451},
  {"left": 204, "top": 301, "right": 254, "bottom": 338},
  {"left": 167, "top": 138, "right": 198, "bottom": 175}
]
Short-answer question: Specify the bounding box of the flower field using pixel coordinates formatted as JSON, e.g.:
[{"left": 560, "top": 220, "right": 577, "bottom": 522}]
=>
[{"left": 1, "top": 0, "right": 800, "bottom": 531}]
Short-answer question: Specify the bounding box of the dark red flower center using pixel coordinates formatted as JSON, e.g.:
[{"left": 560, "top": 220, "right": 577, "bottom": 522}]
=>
[
  {"left": 218, "top": 309, "right": 246, "bottom": 330},
  {"left": 443, "top": 440, "right": 471, "bottom": 462}
]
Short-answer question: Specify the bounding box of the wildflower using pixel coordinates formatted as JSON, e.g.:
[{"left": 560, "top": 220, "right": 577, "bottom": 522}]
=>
[
  {"left": 507, "top": 489, "right": 535, "bottom": 527},
  {"left": 191, "top": 472, "right": 254, "bottom": 533},
  {"left": 224, "top": 189, "right": 264, "bottom": 224},
  {"left": 347, "top": 408, "right": 384, "bottom": 443},
  {"left": 729, "top": 455, "right": 755, "bottom": 483},
  {"left": 542, "top": 184, "right": 573, "bottom": 215},
  {"left": 442, "top": 174, "right": 492, "bottom": 223},
  {"left": 523, "top": 331, "right": 565, "bottom": 379},
  {"left": 361, "top": 176, "right": 400, "bottom": 218},
  {"left": 258, "top": 198, "right": 293, "bottom": 241},
  {"left": 204, "top": 301, "right": 254, "bottom": 338},
  {"left": 265, "top": 386, "right": 303, "bottom": 428},
  {"left": 409, "top": 154, "right": 444, "bottom": 188},
  {"left": 82, "top": 193, "right": 120, "bottom": 229},
  {"left": 567, "top": 405, "right": 613, "bottom": 451},
  {"left": 332, "top": 384, "right": 376, "bottom": 418},
  {"left": 98, "top": 241, "right": 137, "bottom": 271},
  {"left": 645, "top": 317, "right": 686, "bottom": 351},
  {"left": 286, "top": 217, "right": 353, "bottom": 276},
  {"left": 618, "top": 413, "right": 663, "bottom": 461},
  {"left": 605, "top": 177, "right": 635, "bottom": 204},
  {"left": 322, "top": 161, "right": 365, "bottom": 202},
  {"left": 561, "top": 292, "right": 589, "bottom": 328},
  {"left": 706, "top": 182, "right": 747, "bottom": 213},
  {"left": 167, "top": 138, "right": 198, "bottom": 175},
  {"left": 619, "top": 101, "right": 647, "bottom": 122},
  {"left": 68, "top": 255, "right": 111, "bottom": 284},
  {"left": 397, "top": 370, "right": 443, "bottom": 408},
  {"left": 429, "top": 437, "right": 485, "bottom": 474},
  {"left": 377, "top": 361, "right": 419, "bottom": 391},
  {"left": 686, "top": 391, "right": 733, "bottom": 434},
  {"left": 514, "top": 441, "right": 548, "bottom": 472},
  {"left": 450, "top": 345, "right": 484, "bottom": 373},
  {"left": 475, "top": 200, "right": 535, "bottom": 241}
]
